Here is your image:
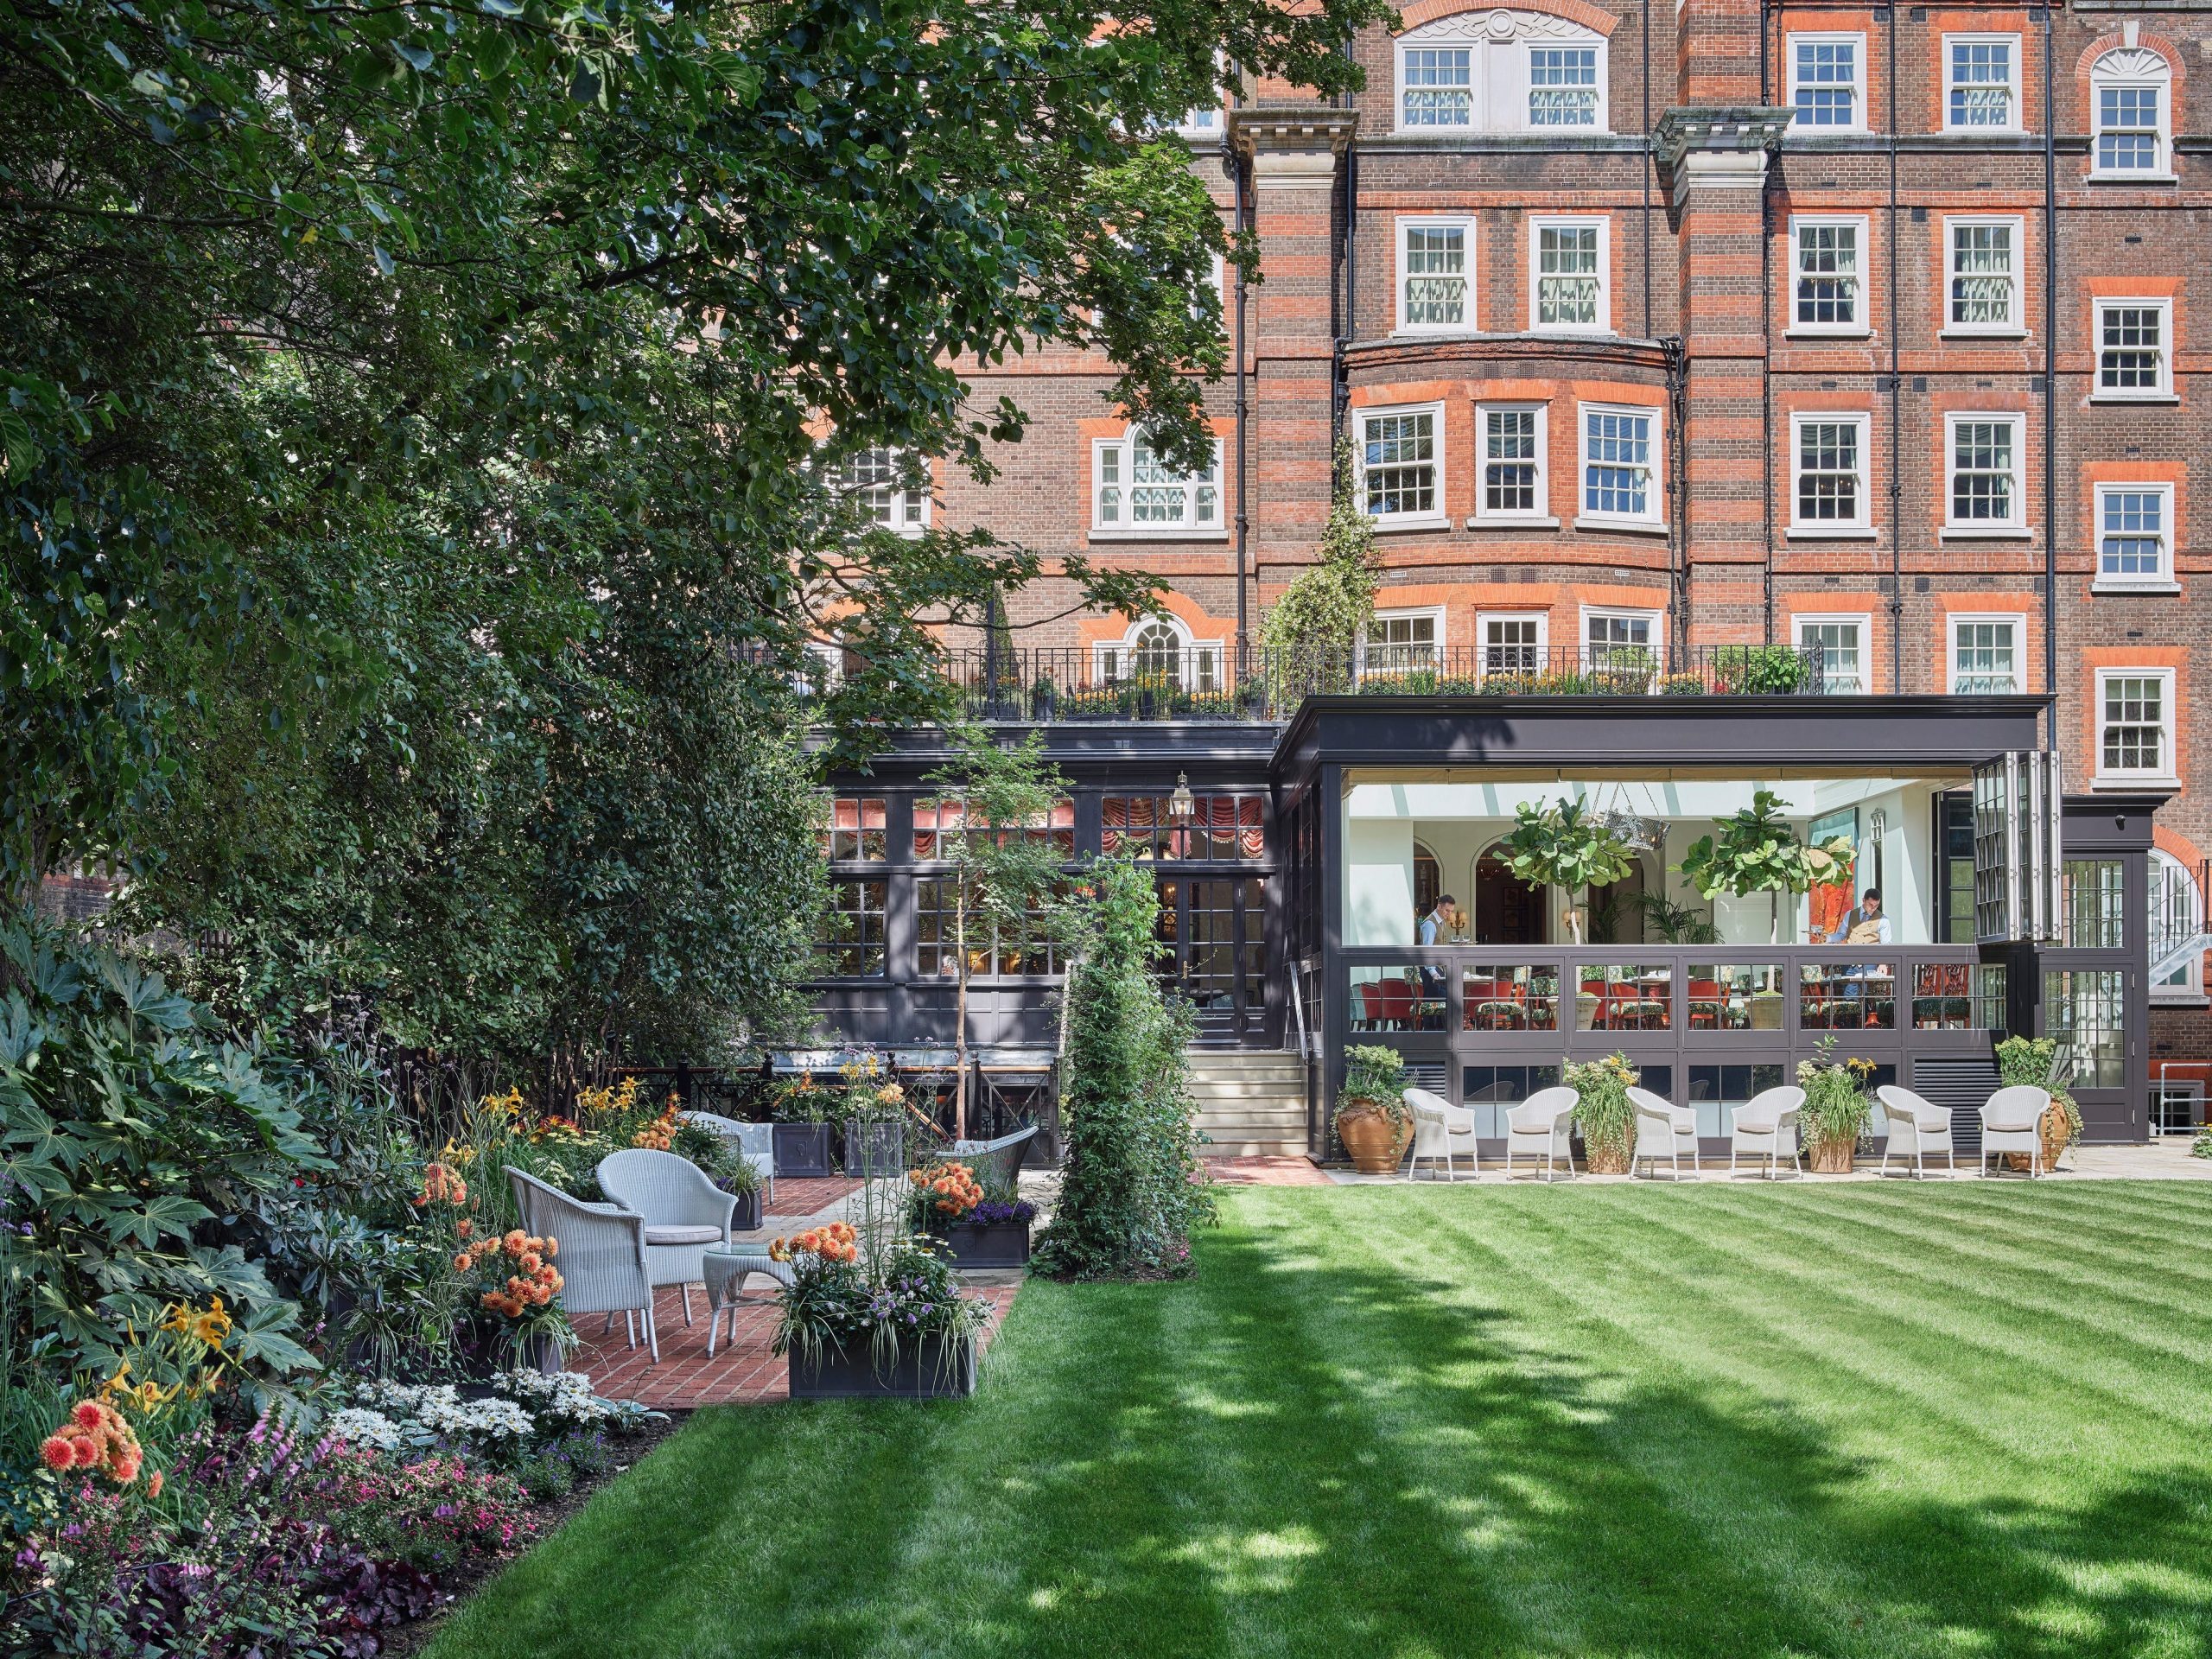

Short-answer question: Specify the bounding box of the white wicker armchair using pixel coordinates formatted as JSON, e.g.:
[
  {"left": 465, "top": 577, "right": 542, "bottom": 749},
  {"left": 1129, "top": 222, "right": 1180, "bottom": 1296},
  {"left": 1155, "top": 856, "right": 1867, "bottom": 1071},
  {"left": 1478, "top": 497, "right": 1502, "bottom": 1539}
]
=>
[
  {"left": 1627, "top": 1086, "right": 1699, "bottom": 1179},
  {"left": 1503, "top": 1086, "right": 1580, "bottom": 1181},
  {"left": 1874, "top": 1084, "right": 1955, "bottom": 1178},
  {"left": 505, "top": 1166, "right": 659, "bottom": 1362},
  {"left": 596, "top": 1148, "right": 740, "bottom": 1326},
  {"left": 1729, "top": 1085, "right": 1807, "bottom": 1179},
  {"left": 1403, "top": 1087, "right": 1478, "bottom": 1181},
  {"left": 1979, "top": 1084, "right": 2051, "bottom": 1178},
  {"left": 677, "top": 1110, "right": 774, "bottom": 1202}
]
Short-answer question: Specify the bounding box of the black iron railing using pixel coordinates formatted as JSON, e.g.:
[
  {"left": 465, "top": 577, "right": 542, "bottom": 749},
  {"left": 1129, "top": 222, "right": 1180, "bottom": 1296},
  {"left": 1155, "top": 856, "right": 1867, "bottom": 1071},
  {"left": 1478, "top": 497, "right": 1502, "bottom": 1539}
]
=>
[{"left": 930, "top": 643, "right": 1838, "bottom": 724}]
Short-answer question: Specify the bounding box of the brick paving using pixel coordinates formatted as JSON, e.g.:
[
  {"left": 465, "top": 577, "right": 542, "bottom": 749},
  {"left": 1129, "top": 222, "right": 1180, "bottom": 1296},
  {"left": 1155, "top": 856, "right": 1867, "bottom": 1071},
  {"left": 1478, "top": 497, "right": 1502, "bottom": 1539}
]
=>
[
  {"left": 1203, "top": 1154, "right": 1332, "bottom": 1187},
  {"left": 568, "top": 1173, "right": 1020, "bottom": 1408}
]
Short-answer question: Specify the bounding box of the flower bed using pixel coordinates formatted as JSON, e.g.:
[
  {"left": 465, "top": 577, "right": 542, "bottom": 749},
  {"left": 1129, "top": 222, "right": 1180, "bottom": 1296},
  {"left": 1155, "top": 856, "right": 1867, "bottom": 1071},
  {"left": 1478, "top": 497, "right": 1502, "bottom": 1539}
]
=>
[{"left": 906, "top": 1160, "right": 1035, "bottom": 1268}]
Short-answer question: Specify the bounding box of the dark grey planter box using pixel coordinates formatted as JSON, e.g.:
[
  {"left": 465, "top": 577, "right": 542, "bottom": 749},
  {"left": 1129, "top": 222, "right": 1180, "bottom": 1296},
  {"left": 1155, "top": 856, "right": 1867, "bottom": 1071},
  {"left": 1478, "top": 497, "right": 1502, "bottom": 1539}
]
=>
[
  {"left": 728, "top": 1188, "right": 763, "bottom": 1231},
  {"left": 842, "top": 1120, "right": 904, "bottom": 1176},
  {"left": 773, "top": 1122, "right": 833, "bottom": 1179},
  {"left": 936, "top": 1220, "right": 1031, "bottom": 1269},
  {"left": 787, "top": 1332, "right": 978, "bottom": 1400}
]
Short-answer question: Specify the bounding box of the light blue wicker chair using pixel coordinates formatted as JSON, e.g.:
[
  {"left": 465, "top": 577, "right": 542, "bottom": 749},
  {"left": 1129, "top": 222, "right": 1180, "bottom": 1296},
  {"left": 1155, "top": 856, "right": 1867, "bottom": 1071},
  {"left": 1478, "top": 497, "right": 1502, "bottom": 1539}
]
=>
[
  {"left": 596, "top": 1148, "right": 739, "bottom": 1327},
  {"left": 505, "top": 1166, "right": 659, "bottom": 1361}
]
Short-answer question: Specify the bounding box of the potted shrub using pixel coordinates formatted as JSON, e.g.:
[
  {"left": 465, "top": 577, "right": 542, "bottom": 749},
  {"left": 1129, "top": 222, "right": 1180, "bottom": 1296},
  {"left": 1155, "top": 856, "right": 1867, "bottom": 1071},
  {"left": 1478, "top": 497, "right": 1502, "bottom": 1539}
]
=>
[
  {"left": 910, "top": 1159, "right": 1035, "bottom": 1268},
  {"left": 772, "top": 1226, "right": 987, "bottom": 1399},
  {"left": 1333, "top": 1045, "right": 1410, "bottom": 1173},
  {"left": 1676, "top": 788, "right": 1853, "bottom": 944},
  {"left": 1031, "top": 674, "right": 1058, "bottom": 719},
  {"left": 1502, "top": 798, "right": 1637, "bottom": 945},
  {"left": 1995, "top": 1035, "right": 2082, "bottom": 1172},
  {"left": 772, "top": 1075, "right": 835, "bottom": 1178},
  {"left": 1563, "top": 1052, "right": 1637, "bottom": 1174},
  {"left": 1796, "top": 1036, "right": 1874, "bottom": 1173}
]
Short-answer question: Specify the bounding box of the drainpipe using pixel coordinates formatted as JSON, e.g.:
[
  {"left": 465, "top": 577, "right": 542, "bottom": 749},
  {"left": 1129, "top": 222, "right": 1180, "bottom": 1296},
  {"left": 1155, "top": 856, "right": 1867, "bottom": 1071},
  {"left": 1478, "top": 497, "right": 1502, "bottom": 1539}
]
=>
[
  {"left": 1335, "top": 58, "right": 1357, "bottom": 437},
  {"left": 1887, "top": 0, "right": 1904, "bottom": 693},
  {"left": 2042, "top": 4, "right": 2059, "bottom": 750},
  {"left": 1667, "top": 336, "right": 1688, "bottom": 664},
  {"left": 1641, "top": 0, "right": 1654, "bottom": 340},
  {"left": 1760, "top": 2, "right": 1776, "bottom": 644},
  {"left": 1227, "top": 124, "right": 1252, "bottom": 665}
]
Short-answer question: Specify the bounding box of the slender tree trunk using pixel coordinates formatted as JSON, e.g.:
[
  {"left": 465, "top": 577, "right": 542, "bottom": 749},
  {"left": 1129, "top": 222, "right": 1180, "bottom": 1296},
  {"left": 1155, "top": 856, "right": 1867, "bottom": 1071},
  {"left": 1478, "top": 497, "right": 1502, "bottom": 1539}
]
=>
[{"left": 953, "top": 892, "right": 969, "bottom": 1141}]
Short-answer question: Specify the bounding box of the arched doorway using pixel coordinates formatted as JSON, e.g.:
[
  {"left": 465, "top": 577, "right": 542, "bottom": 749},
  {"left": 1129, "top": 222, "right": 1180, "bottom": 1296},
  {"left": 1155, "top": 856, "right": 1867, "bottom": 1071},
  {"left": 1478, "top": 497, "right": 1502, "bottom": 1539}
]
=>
[
  {"left": 1473, "top": 844, "right": 1548, "bottom": 944},
  {"left": 1414, "top": 842, "right": 1441, "bottom": 925}
]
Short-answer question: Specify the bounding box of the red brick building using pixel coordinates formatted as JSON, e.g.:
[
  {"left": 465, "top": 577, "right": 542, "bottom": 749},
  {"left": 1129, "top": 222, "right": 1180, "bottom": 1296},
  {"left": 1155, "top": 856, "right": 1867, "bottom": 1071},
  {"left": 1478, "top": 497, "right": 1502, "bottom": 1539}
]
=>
[{"left": 874, "top": 1, "right": 2208, "bottom": 1129}]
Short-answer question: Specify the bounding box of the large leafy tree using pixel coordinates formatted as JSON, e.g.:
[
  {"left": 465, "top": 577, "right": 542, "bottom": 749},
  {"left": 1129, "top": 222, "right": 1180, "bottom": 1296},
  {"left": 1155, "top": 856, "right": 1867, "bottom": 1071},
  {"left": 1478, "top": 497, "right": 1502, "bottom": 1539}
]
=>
[{"left": 2, "top": 0, "right": 1388, "bottom": 1055}]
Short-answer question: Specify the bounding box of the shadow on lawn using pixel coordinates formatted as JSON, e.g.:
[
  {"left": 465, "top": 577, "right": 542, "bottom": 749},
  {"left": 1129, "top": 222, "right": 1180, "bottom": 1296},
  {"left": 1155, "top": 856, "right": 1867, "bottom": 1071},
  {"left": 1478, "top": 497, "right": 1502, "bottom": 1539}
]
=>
[
  {"left": 440, "top": 1226, "right": 2212, "bottom": 1659},
  {"left": 988, "top": 1230, "right": 2212, "bottom": 1658}
]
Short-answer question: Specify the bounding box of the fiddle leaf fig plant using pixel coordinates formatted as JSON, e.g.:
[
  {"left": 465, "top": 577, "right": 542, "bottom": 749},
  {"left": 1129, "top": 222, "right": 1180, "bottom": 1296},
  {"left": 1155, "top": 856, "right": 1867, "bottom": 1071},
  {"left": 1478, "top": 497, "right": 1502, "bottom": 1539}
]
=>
[
  {"left": 1676, "top": 790, "right": 1853, "bottom": 944},
  {"left": 1502, "top": 799, "right": 1637, "bottom": 944}
]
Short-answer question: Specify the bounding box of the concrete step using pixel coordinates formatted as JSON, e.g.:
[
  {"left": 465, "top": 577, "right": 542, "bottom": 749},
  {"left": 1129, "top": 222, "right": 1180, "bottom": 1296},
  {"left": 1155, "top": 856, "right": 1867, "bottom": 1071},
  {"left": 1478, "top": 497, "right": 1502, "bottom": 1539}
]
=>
[
  {"left": 1188, "top": 1081, "right": 1307, "bottom": 1101},
  {"left": 1195, "top": 1108, "right": 1306, "bottom": 1128},
  {"left": 1200, "top": 1136, "right": 1313, "bottom": 1157}
]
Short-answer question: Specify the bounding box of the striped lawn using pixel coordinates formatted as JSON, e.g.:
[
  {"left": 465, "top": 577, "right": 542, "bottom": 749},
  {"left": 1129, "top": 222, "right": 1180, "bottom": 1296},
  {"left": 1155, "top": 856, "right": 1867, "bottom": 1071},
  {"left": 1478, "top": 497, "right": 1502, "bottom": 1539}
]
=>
[{"left": 426, "top": 1183, "right": 2212, "bottom": 1659}]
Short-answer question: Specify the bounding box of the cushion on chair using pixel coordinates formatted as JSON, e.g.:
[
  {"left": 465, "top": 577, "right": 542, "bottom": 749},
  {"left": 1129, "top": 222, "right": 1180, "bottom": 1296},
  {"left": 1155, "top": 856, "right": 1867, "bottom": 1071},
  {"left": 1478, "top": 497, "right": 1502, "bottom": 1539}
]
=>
[{"left": 642, "top": 1224, "right": 726, "bottom": 1246}]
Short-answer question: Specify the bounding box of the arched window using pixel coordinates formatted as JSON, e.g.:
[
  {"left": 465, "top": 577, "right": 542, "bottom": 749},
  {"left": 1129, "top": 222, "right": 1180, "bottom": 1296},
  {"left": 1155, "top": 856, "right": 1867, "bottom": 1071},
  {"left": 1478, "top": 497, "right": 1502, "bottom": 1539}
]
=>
[
  {"left": 1093, "top": 613, "right": 1223, "bottom": 691},
  {"left": 2150, "top": 849, "right": 2204, "bottom": 1002},
  {"left": 1092, "top": 427, "right": 1224, "bottom": 536},
  {"left": 1395, "top": 10, "right": 1609, "bottom": 135},
  {"left": 2091, "top": 48, "right": 2172, "bottom": 178}
]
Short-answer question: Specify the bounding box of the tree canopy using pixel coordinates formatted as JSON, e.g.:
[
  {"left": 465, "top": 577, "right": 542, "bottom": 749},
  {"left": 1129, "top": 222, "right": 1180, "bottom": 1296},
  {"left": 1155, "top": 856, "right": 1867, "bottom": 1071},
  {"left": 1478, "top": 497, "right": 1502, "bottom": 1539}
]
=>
[{"left": 3, "top": 0, "right": 1388, "bottom": 1060}]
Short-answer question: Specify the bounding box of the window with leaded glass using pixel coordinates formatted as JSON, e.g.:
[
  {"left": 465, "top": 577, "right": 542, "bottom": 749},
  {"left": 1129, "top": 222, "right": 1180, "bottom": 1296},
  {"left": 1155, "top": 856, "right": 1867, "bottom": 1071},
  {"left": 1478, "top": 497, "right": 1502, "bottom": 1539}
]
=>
[
  {"left": 823, "top": 797, "right": 887, "bottom": 861},
  {"left": 916, "top": 877, "right": 1059, "bottom": 977},
  {"left": 2063, "top": 860, "right": 2126, "bottom": 949},
  {"left": 2044, "top": 969, "right": 2125, "bottom": 1090},
  {"left": 1093, "top": 429, "right": 1222, "bottom": 532}
]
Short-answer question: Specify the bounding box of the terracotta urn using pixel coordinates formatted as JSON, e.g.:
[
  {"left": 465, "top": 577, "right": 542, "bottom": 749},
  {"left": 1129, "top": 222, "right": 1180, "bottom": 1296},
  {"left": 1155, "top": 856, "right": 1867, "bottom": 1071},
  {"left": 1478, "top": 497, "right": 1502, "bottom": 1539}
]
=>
[{"left": 1336, "top": 1101, "right": 1408, "bottom": 1173}]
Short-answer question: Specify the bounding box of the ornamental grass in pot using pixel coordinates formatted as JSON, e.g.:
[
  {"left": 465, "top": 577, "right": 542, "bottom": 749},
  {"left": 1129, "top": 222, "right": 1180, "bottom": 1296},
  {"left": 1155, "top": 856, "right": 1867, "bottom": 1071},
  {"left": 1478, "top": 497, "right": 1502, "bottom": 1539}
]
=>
[
  {"left": 1333, "top": 1046, "right": 1410, "bottom": 1173},
  {"left": 1796, "top": 1036, "right": 1874, "bottom": 1173},
  {"left": 1995, "top": 1035, "right": 2082, "bottom": 1172},
  {"left": 1563, "top": 1052, "right": 1637, "bottom": 1173}
]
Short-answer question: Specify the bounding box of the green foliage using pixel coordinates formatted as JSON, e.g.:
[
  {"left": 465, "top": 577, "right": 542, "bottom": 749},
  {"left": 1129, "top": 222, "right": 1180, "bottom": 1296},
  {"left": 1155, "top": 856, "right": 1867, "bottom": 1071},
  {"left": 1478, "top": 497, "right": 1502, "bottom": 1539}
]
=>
[
  {"left": 1711, "top": 645, "right": 1814, "bottom": 695},
  {"left": 1994, "top": 1035, "right": 2083, "bottom": 1146},
  {"left": 1502, "top": 800, "right": 1637, "bottom": 902},
  {"left": 1033, "top": 856, "right": 1212, "bottom": 1280},
  {"left": 2192, "top": 1126, "right": 2212, "bottom": 1160},
  {"left": 1260, "top": 439, "right": 1379, "bottom": 688},
  {"left": 1677, "top": 790, "right": 1855, "bottom": 900},
  {"left": 1796, "top": 1036, "right": 1875, "bottom": 1148},
  {"left": 1633, "top": 892, "right": 1722, "bottom": 945},
  {"left": 1563, "top": 1052, "right": 1638, "bottom": 1165},
  {"left": 1336, "top": 1047, "right": 1409, "bottom": 1129},
  {"left": 0, "top": 924, "right": 321, "bottom": 1385},
  {"left": 928, "top": 731, "right": 1076, "bottom": 987}
]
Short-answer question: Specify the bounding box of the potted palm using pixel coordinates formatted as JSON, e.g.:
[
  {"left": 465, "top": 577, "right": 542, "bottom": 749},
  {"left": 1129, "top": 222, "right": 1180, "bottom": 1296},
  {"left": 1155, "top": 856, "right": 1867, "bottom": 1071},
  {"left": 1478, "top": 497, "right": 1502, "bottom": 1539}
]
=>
[
  {"left": 1796, "top": 1035, "right": 1874, "bottom": 1173},
  {"left": 1332, "top": 1046, "right": 1410, "bottom": 1173},
  {"left": 1501, "top": 798, "right": 1637, "bottom": 945},
  {"left": 1676, "top": 788, "right": 1853, "bottom": 944},
  {"left": 1563, "top": 1052, "right": 1637, "bottom": 1174},
  {"left": 1995, "top": 1035, "right": 2082, "bottom": 1172}
]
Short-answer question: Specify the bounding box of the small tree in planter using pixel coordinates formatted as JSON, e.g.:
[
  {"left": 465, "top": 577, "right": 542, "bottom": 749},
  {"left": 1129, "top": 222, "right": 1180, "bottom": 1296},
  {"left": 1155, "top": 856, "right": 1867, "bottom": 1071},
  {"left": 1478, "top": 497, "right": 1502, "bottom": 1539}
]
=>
[
  {"left": 926, "top": 729, "right": 1072, "bottom": 1140},
  {"left": 1995, "top": 1035, "right": 2082, "bottom": 1171},
  {"left": 1501, "top": 798, "right": 1636, "bottom": 945},
  {"left": 1333, "top": 1046, "right": 1410, "bottom": 1173},
  {"left": 1796, "top": 1035, "right": 1875, "bottom": 1173},
  {"left": 1563, "top": 1052, "right": 1637, "bottom": 1174},
  {"left": 1676, "top": 789, "right": 1854, "bottom": 944}
]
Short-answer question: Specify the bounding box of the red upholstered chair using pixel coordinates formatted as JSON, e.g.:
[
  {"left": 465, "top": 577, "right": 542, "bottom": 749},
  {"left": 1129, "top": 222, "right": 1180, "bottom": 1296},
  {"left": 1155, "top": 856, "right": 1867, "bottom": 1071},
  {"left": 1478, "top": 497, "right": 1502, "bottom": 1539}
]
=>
[
  {"left": 1379, "top": 978, "right": 1415, "bottom": 1030},
  {"left": 1355, "top": 982, "right": 1382, "bottom": 1031},
  {"left": 1688, "top": 979, "right": 1723, "bottom": 1029}
]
